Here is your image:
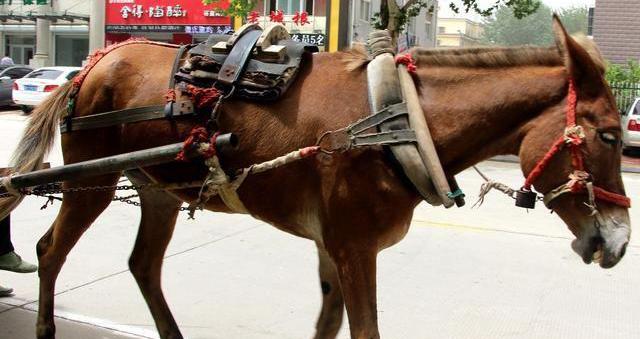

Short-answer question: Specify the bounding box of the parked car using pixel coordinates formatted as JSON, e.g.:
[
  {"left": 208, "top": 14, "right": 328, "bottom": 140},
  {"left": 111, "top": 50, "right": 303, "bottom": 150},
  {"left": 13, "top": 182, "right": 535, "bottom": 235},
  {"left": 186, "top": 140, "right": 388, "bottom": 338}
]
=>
[
  {"left": 12, "top": 66, "right": 81, "bottom": 113},
  {"left": 622, "top": 97, "right": 640, "bottom": 154},
  {"left": 0, "top": 65, "right": 34, "bottom": 107}
]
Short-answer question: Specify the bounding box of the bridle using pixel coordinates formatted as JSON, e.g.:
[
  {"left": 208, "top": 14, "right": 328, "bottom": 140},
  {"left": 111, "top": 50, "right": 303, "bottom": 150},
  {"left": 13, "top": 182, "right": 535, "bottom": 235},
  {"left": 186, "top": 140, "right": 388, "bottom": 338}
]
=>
[{"left": 522, "top": 77, "right": 631, "bottom": 213}]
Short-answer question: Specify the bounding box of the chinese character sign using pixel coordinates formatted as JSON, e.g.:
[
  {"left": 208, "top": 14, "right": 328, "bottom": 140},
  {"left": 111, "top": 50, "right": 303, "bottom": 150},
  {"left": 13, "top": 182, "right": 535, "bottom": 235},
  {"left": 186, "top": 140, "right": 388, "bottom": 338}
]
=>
[
  {"left": 106, "top": 0, "right": 231, "bottom": 27},
  {"left": 292, "top": 11, "right": 309, "bottom": 26},
  {"left": 247, "top": 10, "right": 260, "bottom": 24},
  {"left": 269, "top": 10, "right": 284, "bottom": 23}
]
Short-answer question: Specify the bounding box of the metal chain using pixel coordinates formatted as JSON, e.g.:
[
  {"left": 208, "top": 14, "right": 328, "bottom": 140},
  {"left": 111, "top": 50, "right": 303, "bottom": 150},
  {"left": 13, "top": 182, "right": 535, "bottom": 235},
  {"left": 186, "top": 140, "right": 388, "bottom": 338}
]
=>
[{"left": 1, "top": 182, "right": 192, "bottom": 211}]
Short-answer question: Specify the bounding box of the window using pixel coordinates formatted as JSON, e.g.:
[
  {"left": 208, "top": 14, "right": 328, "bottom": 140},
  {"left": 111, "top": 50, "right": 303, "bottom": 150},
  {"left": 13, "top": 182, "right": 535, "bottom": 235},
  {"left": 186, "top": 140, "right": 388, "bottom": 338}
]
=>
[
  {"left": 588, "top": 7, "right": 594, "bottom": 36},
  {"left": 66, "top": 70, "right": 80, "bottom": 80},
  {"left": 4, "top": 67, "right": 32, "bottom": 79},
  {"left": 269, "top": 0, "right": 311, "bottom": 14},
  {"left": 359, "top": 0, "right": 370, "bottom": 22},
  {"left": 25, "top": 69, "right": 63, "bottom": 80},
  {"left": 55, "top": 36, "right": 89, "bottom": 66}
]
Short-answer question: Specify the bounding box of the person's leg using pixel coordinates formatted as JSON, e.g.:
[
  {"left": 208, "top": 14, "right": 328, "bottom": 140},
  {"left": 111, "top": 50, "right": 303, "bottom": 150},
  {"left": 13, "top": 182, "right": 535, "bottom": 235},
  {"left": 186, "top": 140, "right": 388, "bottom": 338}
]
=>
[
  {"left": 0, "top": 216, "right": 16, "bottom": 297},
  {"left": 0, "top": 215, "right": 15, "bottom": 256},
  {"left": 0, "top": 215, "right": 37, "bottom": 273}
]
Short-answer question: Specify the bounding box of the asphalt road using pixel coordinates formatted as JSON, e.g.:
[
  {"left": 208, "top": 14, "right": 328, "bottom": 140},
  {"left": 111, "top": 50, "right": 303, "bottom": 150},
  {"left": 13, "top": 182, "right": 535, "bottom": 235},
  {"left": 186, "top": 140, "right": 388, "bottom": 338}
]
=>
[{"left": 0, "top": 109, "right": 639, "bottom": 339}]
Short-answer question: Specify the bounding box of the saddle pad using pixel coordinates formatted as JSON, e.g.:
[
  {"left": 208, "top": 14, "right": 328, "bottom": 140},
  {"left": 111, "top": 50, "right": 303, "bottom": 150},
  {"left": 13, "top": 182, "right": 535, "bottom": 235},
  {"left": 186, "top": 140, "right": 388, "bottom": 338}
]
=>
[{"left": 177, "top": 34, "right": 318, "bottom": 101}]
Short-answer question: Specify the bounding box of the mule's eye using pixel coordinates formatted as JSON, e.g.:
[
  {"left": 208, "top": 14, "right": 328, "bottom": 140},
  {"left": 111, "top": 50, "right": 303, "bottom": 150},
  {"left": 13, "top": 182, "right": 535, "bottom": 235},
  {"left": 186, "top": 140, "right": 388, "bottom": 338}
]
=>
[{"left": 599, "top": 131, "right": 618, "bottom": 145}]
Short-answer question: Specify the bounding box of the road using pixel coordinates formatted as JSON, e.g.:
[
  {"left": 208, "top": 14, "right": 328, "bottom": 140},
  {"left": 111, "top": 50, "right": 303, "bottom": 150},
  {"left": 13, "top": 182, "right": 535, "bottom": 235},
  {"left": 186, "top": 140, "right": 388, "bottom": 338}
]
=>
[{"left": 0, "top": 109, "right": 639, "bottom": 339}]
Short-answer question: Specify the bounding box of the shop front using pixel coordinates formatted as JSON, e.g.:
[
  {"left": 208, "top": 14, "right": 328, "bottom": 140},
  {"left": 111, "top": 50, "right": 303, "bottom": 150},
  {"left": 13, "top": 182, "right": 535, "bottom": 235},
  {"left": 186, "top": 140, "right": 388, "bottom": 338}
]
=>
[
  {"left": 105, "top": 0, "right": 232, "bottom": 45},
  {"left": 247, "top": 0, "right": 328, "bottom": 51}
]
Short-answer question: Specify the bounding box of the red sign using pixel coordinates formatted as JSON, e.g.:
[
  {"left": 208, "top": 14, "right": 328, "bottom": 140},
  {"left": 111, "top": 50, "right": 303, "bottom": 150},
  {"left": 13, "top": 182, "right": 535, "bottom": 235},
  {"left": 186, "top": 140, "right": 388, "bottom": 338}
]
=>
[{"left": 105, "top": 0, "right": 231, "bottom": 26}]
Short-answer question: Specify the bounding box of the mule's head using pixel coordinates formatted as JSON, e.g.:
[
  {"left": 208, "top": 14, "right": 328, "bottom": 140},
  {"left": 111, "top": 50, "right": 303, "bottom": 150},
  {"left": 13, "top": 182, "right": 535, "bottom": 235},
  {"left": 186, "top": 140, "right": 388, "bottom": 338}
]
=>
[{"left": 519, "top": 16, "right": 630, "bottom": 268}]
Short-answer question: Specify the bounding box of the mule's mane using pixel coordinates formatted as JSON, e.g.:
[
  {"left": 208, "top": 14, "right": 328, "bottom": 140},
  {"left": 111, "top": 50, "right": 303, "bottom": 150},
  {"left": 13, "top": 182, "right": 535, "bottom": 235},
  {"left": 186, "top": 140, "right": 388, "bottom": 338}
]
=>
[
  {"left": 344, "top": 36, "right": 606, "bottom": 73},
  {"left": 410, "top": 46, "right": 562, "bottom": 68}
]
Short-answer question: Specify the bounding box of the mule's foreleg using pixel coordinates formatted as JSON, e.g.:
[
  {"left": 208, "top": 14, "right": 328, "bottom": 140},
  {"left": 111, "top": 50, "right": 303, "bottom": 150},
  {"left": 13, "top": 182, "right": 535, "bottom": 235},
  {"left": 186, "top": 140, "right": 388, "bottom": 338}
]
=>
[
  {"left": 127, "top": 171, "right": 183, "bottom": 339},
  {"left": 313, "top": 246, "right": 345, "bottom": 339},
  {"left": 328, "top": 245, "right": 379, "bottom": 339},
  {"left": 36, "top": 174, "right": 120, "bottom": 339},
  {"left": 314, "top": 246, "right": 344, "bottom": 339}
]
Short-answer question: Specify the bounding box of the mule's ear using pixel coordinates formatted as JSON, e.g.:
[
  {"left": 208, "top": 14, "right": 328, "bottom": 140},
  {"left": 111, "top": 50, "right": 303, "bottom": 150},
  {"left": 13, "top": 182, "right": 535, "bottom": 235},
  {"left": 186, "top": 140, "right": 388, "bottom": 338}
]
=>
[{"left": 552, "top": 14, "right": 603, "bottom": 87}]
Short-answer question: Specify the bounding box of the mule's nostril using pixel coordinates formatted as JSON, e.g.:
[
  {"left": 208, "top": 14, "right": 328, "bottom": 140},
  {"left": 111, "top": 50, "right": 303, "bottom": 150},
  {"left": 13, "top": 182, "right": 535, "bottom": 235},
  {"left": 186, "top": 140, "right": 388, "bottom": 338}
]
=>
[{"left": 620, "top": 242, "right": 628, "bottom": 259}]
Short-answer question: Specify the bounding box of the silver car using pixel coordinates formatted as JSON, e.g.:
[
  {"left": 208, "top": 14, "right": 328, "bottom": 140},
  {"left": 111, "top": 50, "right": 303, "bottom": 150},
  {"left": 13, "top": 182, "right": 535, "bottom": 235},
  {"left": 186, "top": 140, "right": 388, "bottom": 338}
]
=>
[
  {"left": 0, "top": 65, "right": 34, "bottom": 107},
  {"left": 622, "top": 97, "right": 640, "bottom": 154}
]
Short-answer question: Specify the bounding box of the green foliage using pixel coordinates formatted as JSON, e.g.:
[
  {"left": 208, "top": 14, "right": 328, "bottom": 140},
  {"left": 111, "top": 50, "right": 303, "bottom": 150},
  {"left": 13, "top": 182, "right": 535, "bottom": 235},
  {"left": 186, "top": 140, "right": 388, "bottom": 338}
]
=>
[
  {"left": 606, "top": 60, "right": 640, "bottom": 84},
  {"left": 202, "top": 0, "right": 257, "bottom": 18},
  {"left": 481, "top": 4, "right": 589, "bottom": 46},
  {"left": 371, "top": 1, "right": 432, "bottom": 31},
  {"left": 449, "top": 0, "right": 540, "bottom": 19}
]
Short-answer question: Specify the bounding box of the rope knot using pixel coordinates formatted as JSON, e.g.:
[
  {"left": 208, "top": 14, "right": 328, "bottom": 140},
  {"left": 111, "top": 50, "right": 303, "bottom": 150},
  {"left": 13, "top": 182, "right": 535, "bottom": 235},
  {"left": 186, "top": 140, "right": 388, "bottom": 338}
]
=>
[
  {"left": 176, "top": 126, "right": 210, "bottom": 161},
  {"left": 564, "top": 125, "right": 585, "bottom": 145},
  {"left": 395, "top": 54, "right": 417, "bottom": 74},
  {"left": 567, "top": 170, "right": 590, "bottom": 192}
]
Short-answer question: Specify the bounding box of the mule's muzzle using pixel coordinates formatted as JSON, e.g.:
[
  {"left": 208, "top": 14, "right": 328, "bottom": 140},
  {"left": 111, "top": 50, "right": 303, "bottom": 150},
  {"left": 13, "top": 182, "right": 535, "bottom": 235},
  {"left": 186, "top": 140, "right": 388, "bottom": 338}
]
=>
[{"left": 571, "top": 218, "right": 630, "bottom": 269}]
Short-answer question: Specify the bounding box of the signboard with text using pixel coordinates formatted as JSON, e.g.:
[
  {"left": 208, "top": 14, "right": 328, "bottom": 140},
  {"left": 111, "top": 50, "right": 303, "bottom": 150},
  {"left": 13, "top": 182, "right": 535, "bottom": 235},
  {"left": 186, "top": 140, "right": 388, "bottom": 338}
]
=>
[{"left": 105, "top": 0, "right": 231, "bottom": 32}]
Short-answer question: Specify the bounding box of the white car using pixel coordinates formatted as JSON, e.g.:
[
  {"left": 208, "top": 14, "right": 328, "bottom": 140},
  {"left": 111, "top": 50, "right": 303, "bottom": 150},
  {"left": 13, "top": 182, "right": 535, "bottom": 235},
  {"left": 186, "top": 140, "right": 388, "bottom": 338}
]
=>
[
  {"left": 622, "top": 97, "right": 640, "bottom": 154},
  {"left": 12, "top": 67, "right": 81, "bottom": 112}
]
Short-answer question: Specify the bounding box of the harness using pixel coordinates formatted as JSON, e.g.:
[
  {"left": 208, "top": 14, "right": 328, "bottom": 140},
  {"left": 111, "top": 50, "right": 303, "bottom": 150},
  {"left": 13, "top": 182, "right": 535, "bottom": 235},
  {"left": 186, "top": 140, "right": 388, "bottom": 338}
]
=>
[{"left": 520, "top": 78, "right": 631, "bottom": 211}]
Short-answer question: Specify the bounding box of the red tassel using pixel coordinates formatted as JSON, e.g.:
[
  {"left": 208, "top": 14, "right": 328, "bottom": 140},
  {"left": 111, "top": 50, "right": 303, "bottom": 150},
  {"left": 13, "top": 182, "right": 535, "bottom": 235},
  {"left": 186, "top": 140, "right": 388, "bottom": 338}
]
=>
[
  {"left": 176, "top": 126, "right": 210, "bottom": 161},
  {"left": 185, "top": 84, "right": 222, "bottom": 109},
  {"left": 395, "top": 54, "right": 417, "bottom": 74}
]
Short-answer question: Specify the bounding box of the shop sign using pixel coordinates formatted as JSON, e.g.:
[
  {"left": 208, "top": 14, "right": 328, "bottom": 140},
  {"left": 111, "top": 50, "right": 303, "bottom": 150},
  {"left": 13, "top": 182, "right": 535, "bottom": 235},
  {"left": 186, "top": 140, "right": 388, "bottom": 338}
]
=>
[
  {"left": 291, "top": 33, "right": 325, "bottom": 46},
  {"left": 185, "top": 25, "right": 233, "bottom": 34},
  {"left": 106, "top": 0, "right": 231, "bottom": 27}
]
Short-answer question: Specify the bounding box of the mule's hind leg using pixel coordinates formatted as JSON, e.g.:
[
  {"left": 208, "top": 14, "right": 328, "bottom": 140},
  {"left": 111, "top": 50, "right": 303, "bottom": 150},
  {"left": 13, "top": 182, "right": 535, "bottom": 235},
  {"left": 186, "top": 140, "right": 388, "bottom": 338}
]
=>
[
  {"left": 127, "top": 170, "right": 183, "bottom": 339},
  {"left": 36, "top": 174, "right": 120, "bottom": 339},
  {"left": 314, "top": 246, "right": 345, "bottom": 339}
]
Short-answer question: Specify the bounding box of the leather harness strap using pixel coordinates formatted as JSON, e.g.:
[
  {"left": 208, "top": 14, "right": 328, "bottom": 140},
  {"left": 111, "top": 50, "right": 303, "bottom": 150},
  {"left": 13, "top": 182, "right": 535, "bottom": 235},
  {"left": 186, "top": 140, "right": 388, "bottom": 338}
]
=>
[
  {"left": 60, "top": 101, "right": 195, "bottom": 133},
  {"left": 217, "top": 28, "right": 263, "bottom": 86},
  {"left": 164, "top": 44, "right": 191, "bottom": 118}
]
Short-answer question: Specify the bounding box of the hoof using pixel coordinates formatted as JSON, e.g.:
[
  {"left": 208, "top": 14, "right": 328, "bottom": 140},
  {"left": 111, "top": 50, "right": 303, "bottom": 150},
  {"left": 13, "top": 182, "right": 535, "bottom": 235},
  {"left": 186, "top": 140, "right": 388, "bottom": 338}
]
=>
[{"left": 36, "top": 324, "right": 55, "bottom": 339}]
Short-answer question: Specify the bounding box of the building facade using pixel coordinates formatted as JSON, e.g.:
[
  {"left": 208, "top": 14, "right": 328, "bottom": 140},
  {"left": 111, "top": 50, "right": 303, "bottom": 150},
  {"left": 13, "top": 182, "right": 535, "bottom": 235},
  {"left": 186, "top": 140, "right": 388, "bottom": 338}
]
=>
[
  {"left": 592, "top": 0, "right": 640, "bottom": 65},
  {"left": 0, "top": 0, "right": 91, "bottom": 67},
  {"left": 1, "top": 0, "right": 413, "bottom": 68},
  {"left": 436, "top": 17, "right": 483, "bottom": 48},
  {"left": 350, "top": 0, "right": 438, "bottom": 50}
]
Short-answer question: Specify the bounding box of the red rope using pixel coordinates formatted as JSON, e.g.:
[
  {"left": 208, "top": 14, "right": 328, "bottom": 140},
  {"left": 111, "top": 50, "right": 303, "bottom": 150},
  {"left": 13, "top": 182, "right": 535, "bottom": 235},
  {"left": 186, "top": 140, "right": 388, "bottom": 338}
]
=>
[
  {"left": 299, "top": 146, "right": 320, "bottom": 158},
  {"left": 176, "top": 126, "right": 210, "bottom": 161},
  {"left": 164, "top": 89, "right": 176, "bottom": 103},
  {"left": 523, "top": 136, "right": 565, "bottom": 190},
  {"left": 593, "top": 186, "right": 631, "bottom": 208},
  {"left": 201, "top": 132, "right": 220, "bottom": 159},
  {"left": 566, "top": 78, "right": 578, "bottom": 127},
  {"left": 72, "top": 38, "right": 178, "bottom": 97},
  {"left": 524, "top": 77, "right": 630, "bottom": 208},
  {"left": 395, "top": 54, "right": 417, "bottom": 74},
  {"left": 185, "top": 84, "right": 222, "bottom": 109}
]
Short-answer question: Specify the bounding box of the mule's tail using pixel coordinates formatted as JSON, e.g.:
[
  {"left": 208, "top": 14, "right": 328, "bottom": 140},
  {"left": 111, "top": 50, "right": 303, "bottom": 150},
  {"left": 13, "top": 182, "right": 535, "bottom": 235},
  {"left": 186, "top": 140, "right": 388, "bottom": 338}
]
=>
[{"left": 0, "top": 81, "right": 74, "bottom": 220}]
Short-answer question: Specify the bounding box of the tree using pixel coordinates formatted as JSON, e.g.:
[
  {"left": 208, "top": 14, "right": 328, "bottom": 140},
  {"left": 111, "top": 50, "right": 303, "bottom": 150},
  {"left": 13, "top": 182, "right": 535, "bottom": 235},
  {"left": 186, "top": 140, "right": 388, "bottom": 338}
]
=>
[{"left": 482, "top": 5, "right": 589, "bottom": 46}]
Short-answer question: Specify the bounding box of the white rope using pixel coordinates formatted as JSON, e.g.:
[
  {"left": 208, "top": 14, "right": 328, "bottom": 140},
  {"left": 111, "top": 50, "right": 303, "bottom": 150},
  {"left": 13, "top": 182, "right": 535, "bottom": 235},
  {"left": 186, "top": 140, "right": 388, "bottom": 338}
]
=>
[
  {"left": 472, "top": 166, "right": 517, "bottom": 208},
  {"left": 186, "top": 145, "right": 317, "bottom": 218},
  {"left": 1, "top": 174, "right": 21, "bottom": 197}
]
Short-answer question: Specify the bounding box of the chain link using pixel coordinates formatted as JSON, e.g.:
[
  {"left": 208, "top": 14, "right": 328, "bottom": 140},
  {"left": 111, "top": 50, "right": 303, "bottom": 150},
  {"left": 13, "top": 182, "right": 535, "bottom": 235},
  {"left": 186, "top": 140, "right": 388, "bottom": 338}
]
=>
[{"left": 1, "top": 182, "right": 192, "bottom": 211}]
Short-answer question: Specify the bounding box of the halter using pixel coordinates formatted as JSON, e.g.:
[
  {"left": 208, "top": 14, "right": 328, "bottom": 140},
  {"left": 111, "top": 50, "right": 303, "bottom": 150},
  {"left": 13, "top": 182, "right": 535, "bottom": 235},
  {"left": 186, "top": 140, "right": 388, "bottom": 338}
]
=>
[{"left": 522, "top": 77, "right": 631, "bottom": 212}]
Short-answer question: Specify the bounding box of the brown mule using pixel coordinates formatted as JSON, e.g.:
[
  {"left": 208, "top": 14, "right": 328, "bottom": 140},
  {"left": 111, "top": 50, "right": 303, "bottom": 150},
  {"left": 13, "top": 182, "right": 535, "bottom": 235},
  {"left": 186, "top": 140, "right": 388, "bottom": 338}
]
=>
[{"left": 1, "top": 17, "right": 630, "bottom": 339}]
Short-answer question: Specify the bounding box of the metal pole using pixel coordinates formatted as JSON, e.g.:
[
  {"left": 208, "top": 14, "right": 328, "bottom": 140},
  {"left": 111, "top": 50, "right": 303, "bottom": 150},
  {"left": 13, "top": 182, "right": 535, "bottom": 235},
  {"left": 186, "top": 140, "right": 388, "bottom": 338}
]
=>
[{"left": 0, "top": 134, "right": 237, "bottom": 194}]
